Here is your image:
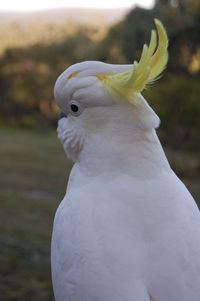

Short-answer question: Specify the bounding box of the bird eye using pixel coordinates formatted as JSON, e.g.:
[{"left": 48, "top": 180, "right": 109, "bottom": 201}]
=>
[{"left": 68, "top": 100, "right": 83, "bottom": 116}]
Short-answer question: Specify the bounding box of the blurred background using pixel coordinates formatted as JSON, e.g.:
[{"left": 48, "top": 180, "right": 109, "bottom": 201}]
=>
[{"left": 0, "top": 0, "right": 199, "bottom": 300}]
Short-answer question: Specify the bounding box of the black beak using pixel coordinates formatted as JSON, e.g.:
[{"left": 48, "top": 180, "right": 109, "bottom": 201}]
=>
[{"left": 59, "top": 111, "right": 67, "bottom": 120}]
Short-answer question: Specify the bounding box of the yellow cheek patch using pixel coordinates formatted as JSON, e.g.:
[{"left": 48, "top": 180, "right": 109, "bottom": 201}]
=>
[
  {"left": 68, "top": 71, "right": 79, "bottom": 80},
  {"left": 97, "top": 19, "right": 168, "bottom": 102}
]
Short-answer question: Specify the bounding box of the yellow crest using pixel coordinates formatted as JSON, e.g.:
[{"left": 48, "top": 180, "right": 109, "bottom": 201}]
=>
[{"left": 98, "top": 19, "right": 168, "bottom": 102}]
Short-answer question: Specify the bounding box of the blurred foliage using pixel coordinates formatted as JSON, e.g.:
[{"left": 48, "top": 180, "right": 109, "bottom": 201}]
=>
[
  {"left": 0, "top": 20, "right": 74, "bottom": 55},
  {"left": 143, "top": 73, "right": 200, "bottom": 150},
  {"left": 0, "top": 0, "right": 200, "bottom": 150}
]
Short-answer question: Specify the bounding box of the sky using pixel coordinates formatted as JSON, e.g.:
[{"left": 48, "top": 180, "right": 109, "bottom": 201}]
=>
[{"left": 0, "top": 0, "right": 154, "bottom": 11}]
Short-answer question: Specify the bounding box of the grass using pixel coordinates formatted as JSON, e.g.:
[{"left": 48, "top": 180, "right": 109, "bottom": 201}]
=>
[
  {"left": 0, "top": 128, "right": 72, "bottom": 300},
  {"left": 0, "top": 128, "right": 199, "bottom": 300}
]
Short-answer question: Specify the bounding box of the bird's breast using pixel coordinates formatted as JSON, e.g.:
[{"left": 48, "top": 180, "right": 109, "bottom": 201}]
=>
[{"left": 51, "top": 168, "right": 200, "bottom": 301}]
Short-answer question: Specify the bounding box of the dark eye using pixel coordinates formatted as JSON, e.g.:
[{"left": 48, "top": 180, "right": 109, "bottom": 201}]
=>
[
  {"left": 70, "top": 104, "right": 79, "bottom": 113},
  {"left": 68, "top": 100, "right": 83, "bottom": 116}
]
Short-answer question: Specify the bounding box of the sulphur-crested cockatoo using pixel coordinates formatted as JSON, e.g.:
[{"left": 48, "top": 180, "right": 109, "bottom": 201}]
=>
[{"left": 51, "top": 19, "right": 200, "bottom": 301}]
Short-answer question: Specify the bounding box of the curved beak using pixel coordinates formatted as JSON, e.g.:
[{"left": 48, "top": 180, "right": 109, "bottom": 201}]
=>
[{"left": 59, "top": 111, "right": 67, "bottom": 120}]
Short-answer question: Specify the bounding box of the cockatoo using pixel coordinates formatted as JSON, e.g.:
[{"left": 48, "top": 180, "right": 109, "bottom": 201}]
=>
[{"left": 51, "top": 19, "right": 200, "bottom": 301}]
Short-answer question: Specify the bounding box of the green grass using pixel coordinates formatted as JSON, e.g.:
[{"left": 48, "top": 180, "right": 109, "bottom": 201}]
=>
[
  {"left": 0, "top": 128, "right": 199, "bottom": 300},
  {"left": 0, "top": 128, "right": 72, "bottom": 301}
]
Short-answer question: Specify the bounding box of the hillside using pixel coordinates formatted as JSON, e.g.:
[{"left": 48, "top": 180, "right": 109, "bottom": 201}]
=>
[
  {"left": 0, "top": 7, "right": 128, "bottom": 55},
  {"left": 0, "top": 7, "right": 128, "bottom": 26}
]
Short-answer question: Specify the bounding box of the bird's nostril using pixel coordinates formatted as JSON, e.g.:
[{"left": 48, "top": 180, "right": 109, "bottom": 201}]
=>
[{"left": 59, "top": 111, "right": 67, "bottom": 120}]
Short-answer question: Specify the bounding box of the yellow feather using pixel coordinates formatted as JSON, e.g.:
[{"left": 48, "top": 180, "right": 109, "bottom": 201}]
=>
[
  {"left": 98, "top": 19, "right": 168, "bottom": 102},
  {"left": 149, "top": 19, "right": 168, "bottom": 81},
  {"left": 147, "top": 30, "right": 157, "bottom": 58}
]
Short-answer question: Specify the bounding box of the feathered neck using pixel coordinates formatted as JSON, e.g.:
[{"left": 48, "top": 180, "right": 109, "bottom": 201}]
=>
[{"left": 75, "top": 105, "right": 170, "bottom": 178}]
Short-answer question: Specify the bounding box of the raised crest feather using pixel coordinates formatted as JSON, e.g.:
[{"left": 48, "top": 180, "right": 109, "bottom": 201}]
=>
[{"left": 98, "top": 19, "right": 168, "bottom": 102}]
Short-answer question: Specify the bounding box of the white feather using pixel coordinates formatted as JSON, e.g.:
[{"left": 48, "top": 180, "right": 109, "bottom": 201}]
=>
[{"left": 52, "top": 61, "right": 200, "bottom": 301}]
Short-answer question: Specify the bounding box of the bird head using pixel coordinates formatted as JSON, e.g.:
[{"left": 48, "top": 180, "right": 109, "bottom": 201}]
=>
[{"left": 54, "top": 19, "right": 168, "bottom": 162}]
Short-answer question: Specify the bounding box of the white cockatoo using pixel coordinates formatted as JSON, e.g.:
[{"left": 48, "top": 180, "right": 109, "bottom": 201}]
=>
[{"left": 51, "top": 19, "right": 200, "bottom": 301}]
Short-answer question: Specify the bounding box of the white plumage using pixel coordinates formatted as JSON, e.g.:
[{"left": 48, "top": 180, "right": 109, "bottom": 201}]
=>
[{"left": 51, "top": 23, "right": 200, "bottom": 300}]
